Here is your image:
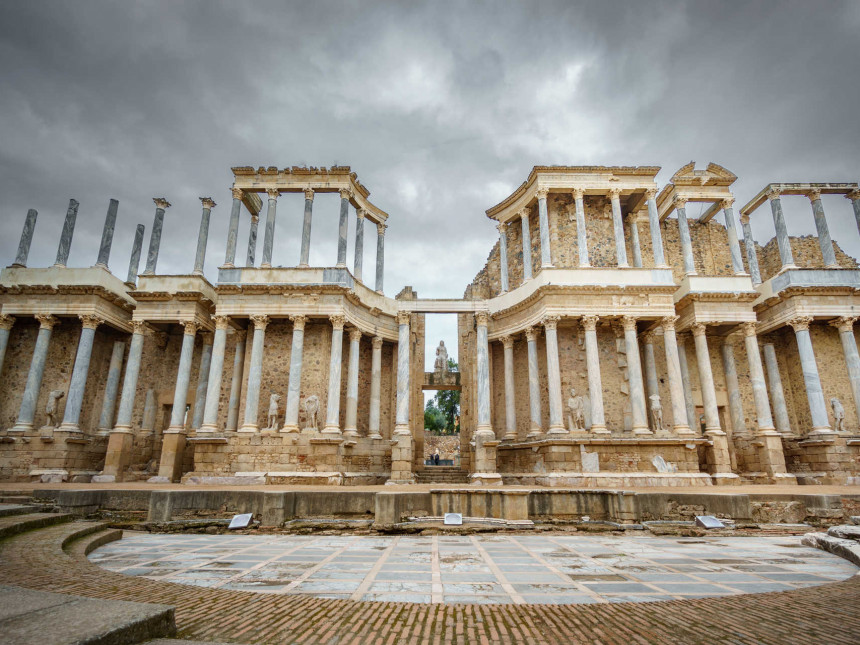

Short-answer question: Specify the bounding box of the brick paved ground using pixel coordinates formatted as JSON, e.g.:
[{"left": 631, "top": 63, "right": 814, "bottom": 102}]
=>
[{"left": 1, "top": 517, "right": 860, "bottom": 644}]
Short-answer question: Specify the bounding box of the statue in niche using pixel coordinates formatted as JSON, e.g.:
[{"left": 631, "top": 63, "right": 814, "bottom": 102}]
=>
[
  {"left": 831, "top": 398, "right": 845, "bottom": 432},
  {"left": 266, "top": 393, "right": 281, "bottom": 431},
  {"left": 45, "top": 390, "right": 65, "bottom": 428},
  {"left": 434, "top": 341, "right": 449, "bottom": 375},
  {"left": 567, "top": 388, "right": 585, "bottom": 432},
  {"left": 649, "top": 394, "right": 665, "bottom": 433},
  {"left": 303, "top": 395, "right": 320, "bottom": 431}
]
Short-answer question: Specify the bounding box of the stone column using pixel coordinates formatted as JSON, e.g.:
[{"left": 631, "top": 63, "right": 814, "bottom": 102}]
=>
[
  {"left": 622, "top": 316, "right": 650, "bottom": 435},
  {"left": 353, "top": 209, "right": 366, "bottom": 281},
  {"left": 691, "top": 323, "right": 721, "bottom": 432},
  {"left": 96, "top": 340, "right": 126, "bottom": 433},
  {"left": 239, "top": 315, "right": 269, "bottom": 433},
  {"left": 0, "top": 315, "right": 15, "bottom": 378},
  {"left": 281, "top": 315, "right": 306, "bottom": 434},
  {"left": 674, "top": 196, "right": 696, "bottom": 275},
  {"left": 767, "top": 188, "right": 796, "bottom": 269},
  {"left": 497, "top": 222, "right": 510, "bottom": 293},
  {"left": 191, "top": 332, "right": 213, "bottom": 430},
  {"left": 739, "top": 214, "right": 762, "bottom": 285},
  {"left": 299, "top": 188, "right": 314, "bottom": 267},
  {"left": 609, "top": 189, "right": 629, "bottom": 267},
  {"left": 199, "top": 316, "right": 230, "bottom": 433},
  {"left": 629, "top": 215, "right": 643, "bottom": 268},
  {"left": 55, "top": 315, "right": 102, "bottom": 433},
  {"left": 762, "top": 341, "right": 792, "bottom": 435},
  {"left": 581, "top": 315, "right": 608, "bottom": 434},
  {"left": 246, "top": 214, "right": 259, "bottom": 267},
  {"left": 641, "top": 331, "right": 660, "bottom": 431},
  {"left": 721, "top": 340, "right": 748, "bottom": 437},
  {"left": 573, "top": 188, "right": 590, "bottom": 267},
  {"left": 12, "top": 209, "right": 37, "bottom": 267},
  {"left": 125, "top": 224, "right": 145, "bottom": 287},
  {"left": 525, "top": 326, "right": 543, "bottom": 437},
  {"left": 536, "top": 189, "right": 553, "bottom": 268},
  {"left": 141, "top": 389, "right": 156, "bottom": 434},
  {"left": 261, "top": 189, "right": 278, "bottom": 268},
  {"left": 831, "top": 316, "right": 860, "bottom": 428},
  {"left": 542, "top": 315, "right": 566, "bottom": 435},
  {"left": 95, "top": 199, "right": 119, "bottom": 269},
  {"left": 847, "top": 190, "right": 860, "bottom": 239},
  {"left": 789, "top": 316, "right": 832, "bottom": 435},
  {"left": 337, "top": 189, "right": 351, "bottom": 268},
  {"left": 501, "top": 335, "right": 517, "bottom": 440},
  {"left": 224, "top": 188, "right": 243, "bottom": 267},
  {"left": 368, "top": 336, "right": 383, "bottom": 439},
  {"left": 143, "top": 198, "right": 170, "bottom": 275},
  {"left": 646, "top": 189, "right": 667, "bottom": 267},
  {"left": 225, "top": 330, "right": 246, "bottom": 432},
  {"left": 520, "top": 209, "right": 533, "bottom": 281},
  {"left": 53, "top": 199, "right": 79, "bottom": 268},
  {"left": 8, "top": 315, "right": 59, "bottom": 432},
  {"left": 193, "top": 198, "right": 215, "bottom": 275},
  {"left": 741, "top": 323, "right": 776, "bottom": 434},
  {"left": 721, "top": 199, "right": 746, "bottom": 275},
  {"left": 474, "top": 311, "right": 494, "bottom": 436},
  {"left": 394, "top": 312, "right": 411, "bottom": 435},
  {"left": 343, "top": 329, "right": 361, "bottom": 437},
  {"left": 375, "top": 223, "right": 386, "bottom": 294},
  {"left": 322, "top": 315, "right": 346, "bottom": 434},
  {"left": 677, "top": 332, "right": 698, "bottom": 430},
  {"left": 660, "top": 316, "right": 694, "bottom": 436},
  {"left": 807, "top": 188, "right": 838, "bottom": 268}
]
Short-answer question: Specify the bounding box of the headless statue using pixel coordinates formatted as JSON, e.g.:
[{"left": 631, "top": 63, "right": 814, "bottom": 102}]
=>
[
  {"left": 303, "top": 395, "right": 320, "bottom": 431},
  {"left": 266, "top": 393, "right": 281, "bottom": 430},
  {"left": 434, "top": 341, "right": 449, "bottom": 374},
  {"left": 831, "top": 398, "right": 845, "bottom": 432},
  {"left": 649, "top": 394, "right": 664, "bottom": 433},
  {"left": 567, "top": 387, "right": 585, "bottom": 432},
  {"left": 45, "top": 390, "right": 65, "bottom": 428}
]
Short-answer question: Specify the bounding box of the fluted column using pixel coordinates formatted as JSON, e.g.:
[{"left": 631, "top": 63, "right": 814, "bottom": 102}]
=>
[
  {"left": 96, "top": 340, "right": 126, "bottom": 433},
  {"left": 143, "top": 198, "right": 170, "bottom": 275},
  {"left": 739, "top": 214, "right": 762, "bottom": 285},
  {"left": 261, "top": 189, "right": 278, "bottom": 268},
  {"left": 536, "top": 189, "right": 552, "bottom": 268},
  {"left": 95, "top": 199, "right": 119, "bottom": 269},
  {"left": 353, "top": 209, "right": 365, "bottom": 281},
  {"left": 343, "top": 329, "right": 361, "bottom": 437},
  {"left": 225, "top": 330, "right": 246, "bottom": 432},
  {"left": 642, "top": 331, "right": 659, "bottom": 430},
  {"left": 53, "top": 199, "right": 79, "bottom": 268},
  {"left": 520, "top": 209, "right": 533, "bottom": 281},
  {"left": 691, "top": 323, "right": 720, "bottom": 433},
  {"left": 224, "top": 188, "right": 243, "bottom": 267},
  {"left": 629, "top": 215, "right": 643, "bottom": 268},
  {"left": 475, "top": 311, "right": 494, "bottom": 437},
  {"left": 238, "top": 315, "right": 269, "bottom": 433},
  {"left": 525, "top": 326, "right": 543, "bottom": 437},
  {"left": 762, "top": 341, "right": 791, "bottom": 435},
  {"left": 246, "top": 214, "right": 259, "bottom": 267},
  {"left": 368, "top": 336, "right": 383, "bottom": 439},
  {"left": 807, "top": 189, "right": 838, "bottom": 268},
  {"left": 721, "top": 340, "right": 748, "bottom": 437},
  {"left": 832, "top": 316, "right": 860, "bottom": 428},
  {"left": 660, "top": 316, "right": 694, "bottom": 436},
  {"left": 848, "top": 190, "right": 860, "bottom": 239},
  {"left": 299, "top": 188, "right": 314, "bottom": 267},
  {"left": 609, "top": 188, "right": 628, "bottom": 267},
  {"left": 767, "top": 188, "right": 796, "bottom": 269},
  {"left": 581, "top": 315, "right": 608, "bottom": 434},
  {"left": 322, "top": 315, "right": 345, "bottom": 434},
  {"left": 57, "top": 315, "right": 103, "bottom": 433},
  {"left": 193, "top": 198, "right": 215, "bottom": 275},
  {"left": 165, "top": 321, "right": 199, "bottom": 433},
  {"left": 542, "top": 315, "right": 566, "bottom": 435},
  {"left": 677, "top": 332, "right": 698, "bottom": 430},
  {"left": 674, "top": 196, "right": 696, "bottom": 275},
  {"left": 501, "top": 335, "right": 516, "bottom": 440},
  {"left": 622, "top": 316, "right": 650, "bottom": 434},
  {"left": 0, "top": 315, "right": 15, "bottom": 378},
  {"left": 8, "top": 314, "right": 59, "bottom": 432},
  {"left": 721, "top": 199, "right": 746, "bottom": 275},
  {"left": 111, "top": 324, "right": 146, "bottom": 420},
  {"left": 281, "top": 315, "right": 307, "bottom": 434},
  {"left": 12, "top": 209, "right": 38, "bottom": 267},
  {"left": 789, "top": 316, "right": 832, "bottom": 435},
  {"left": 375, "top": 223, "right": 386, "bottom": 294},
  {"left": 199, "top": 316, "right": 230, "bottom": 433},
  {"left": 394, "top": 312, "right": 411, "bottom": 436},
  {"left": 646, "top": 189, "right": 666, "bottom": 267},
  {"left": 497, "top": 222, "right": 510, "bottom": 293},
  {"left": 741, "top": 322, "right": 776, "bottom": 434},
  {"left": 337, "top": 189, "right": 350, "bottom": 268},
  {"left": 573, "top": 188, "right": 590, "bottom": 267},
  {"left": 191, "top": 332, "right": 213, "bottom": 430}
]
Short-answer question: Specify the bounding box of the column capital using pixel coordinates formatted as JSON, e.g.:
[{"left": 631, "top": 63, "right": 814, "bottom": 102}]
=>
[
  {"left": 200, "top": 197, "right": 216, "bottom": 209},
  {"left": 376, "top": 222, "right": 387, "bottom": 236},
  {"left": 535, "top": 188, "right": 549, "bottom": 200},
  {"left": 497, "top": 221, "right": 507, "bottom": 234},
  {"left": 500, "top": 334, "right": 514, "bottom": 349},
  {"left": 608, "top": 187, "right": 622, "bottom": 199},
  {"left": 645, "top": 188, "right": 658, "bottom": 200},
  {"left": 249, "top": 314, "right": 269, "bottom": 331},
  {"left": 131, "top": 320, "right": 151, "bottom": 335},
  {"left": 349, "top": 328, "right": 362, "bottom": 342},
  {"left": 200, "top": 331, "right": 214, "bottom": 346},
  {"left": 518, "top": 207, "right": 529, "bottom": 220},
  {"left": 152, "top": 197, "right": 171, "bottom": 210},
  {"left": 475, "top": 311, "right": 490, "bottom": 327},
  {"left": 339, "top": 188, "right": 353, "bottom": 200},
  {"left": 571, "top": 187, "right": 585, "bottom": 200},
  {"left": 372, "top": 335, "right": 383, "bottom": 349},
  {"left": 213, "top": 315, "right": 231, "bottom": 330},
  {"left": 846, "top": 189, "right": 860, "bottom": 201},
  {"left": 356, "top": 208, "right": 367, "bottom": 220},
  {"left": 79, "top": 314, "right": 103, "bottom": 330},
  {"left": 266, "top": 188, "right": 280, "bottom": 199},
  {"left": 0, "top": 314, "right": 15, "bottom": 331},
  {"left": 690, "top": 322, "right": 708, "bottom": 337},
  {"left": 672, "top": 195, "right": 688, "bottom": 209},
  {"left": 806, "top": 188, "right": 822, "bottom": 202},
  {"left": 524, "top": 326, "right": 540, "bottom": 342},
  {"left": 660, "top": 315, "right": 679, "bottom": 331},
  {"left": 180, "top": 320, "right": 201, "bottom": 335},
  {"left": 289, "top": 314, "right": 307, "bottom": 331},
  {"left": 830, "top": 316, "right": 858, "bottom": 333},
  {"left": 640, "top": 330, "right": 656, "bottom": 344},
  {"left": 304, "top": 187, "right": 315, "bottom": 201},
  {"left": 741, "top": 321, "right": 759, "bottom": 337},
  {"left": 395, "top": 311, "right": 410, "bottom": 326},
  {"left": 739, "top": 213, "right": 750, "bottom": 225},
  {"left": 620, "top": 315, "right": 638, "bottom": 332},
  {"left": 766, "top": 187, "right": 781, "bottom": 201},
  {"left": 788, "top": 316, "right": 813, "bottom": 332},
  {"left": 330, "top": 314, "right": 346, "bottom": 330},
  {"left": 720, "top": 197, "right": 735, "bottom": 209},
  {"left": 231, "top": 187, "right": 244, "bottom": 200},
  {"left": 250, "top": 213, "right": 259, "bottom": 223},
  {"left": 581, "top": 314, "right": 599, "bottom": 331},
  {"left": 541, "top": 315, "right": 560, "bottom": 331}
]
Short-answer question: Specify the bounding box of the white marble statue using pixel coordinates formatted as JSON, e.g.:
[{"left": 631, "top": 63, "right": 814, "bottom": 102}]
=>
[
  {"left": 45, "top": 390, "right": 65, "bottom": 428},
  {"left": 266, "top": 393, "right": 281, "bottom": 431},
  {"left": 567, "top": 387, "right": 585, "bottom": 432},
  {"left": 434, "top": 341, "right": 449, "bottom": 374},
  {"left": 303, "top": 395, "right": 320, "bottom": 431},
  {"left": 649, "top": 394, "right": 664, "bottom": 433},
  {"left": 831, "top": 398, "right": 845, "bottom": 432}
]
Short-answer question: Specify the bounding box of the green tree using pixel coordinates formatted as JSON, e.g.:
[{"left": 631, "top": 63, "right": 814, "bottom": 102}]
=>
[
  {"left": 424, "top": 402, "right": 446, "bottom": 432},
  {"left": 431, "top": 359, "right": 460, "bottom": 433}
]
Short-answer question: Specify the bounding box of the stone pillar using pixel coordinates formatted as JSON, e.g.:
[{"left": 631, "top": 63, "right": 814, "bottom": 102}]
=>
[
  {"left": 847, "top": 190, "right": 860, "bottom": 239},
  {"left": 343, "top": 329, "right": 361, "bottom": 437},
  {"left": 832, "top": 316, "right": 860, "bottom": 428},
  {"left": 261, "top": 189, "right": 278, "bottom": 268},
  {"left": 739, "top": 214, "right": 762, "bottom": 285},
  {"left": 622, "top": 316, "right": 650, "bottom": 435},
  {"left": 193, "top": 198, "right": 215, "bottom": 275},
  {"left": 721, "top": 199, "right": 746, "bottom": 275},
  {"left": 141, "top": 389, "right": 156, "bottom": 434},
  {"left": 674, "top": 196, "right": 696, "bottom": 275},
  {"left": 12, "top": 209, "right": 37, "bottom": 267},
  {"left": 720, "top": 340, "right": 748, "bottom": 437},
  {"left": 536, "top": 189, "right": 552, "bottom": 268},
  {"left": 542, "top": 315, "right": 566, "bottom": 435},
  {"left": 299, "top": 188, "right": 314, "bottom": 267},
  {"left": 143, "top": 198, "right": 169, "bottom": 275},
  {"left": 125, "top": 224, "right": 145, "bottom": 287},
  {"left": 239, "top": 315, "right": 269, "bottom": 433},
  {"left": 57, "top": 315, "right": 103, "bottom": 433},
  {"left": 53, "top": 199, "right": 79, "bottom": 268},
  {"left": 660, "top": 316, "right": 694, "bottom": 436},
  {"left": 394, "top": 312, "right": 411, "bottom": 436},
  {"left": 767, "top": 188, "right": 796, "bottom": 269},
  {"left": 501, "top": 335, "right": 517, "bottom": 440},
  {"left": 762, "top": 341, "right": 792, "bottom": 435},
  {"left": 224, "top": 188, "right": 243, "bottom": 267},
  {"left": 641, "top": 331, "right": 660, "bottom": 432},
  {"left": 807, "top": 189, "right": 838, "bottom": 268},
  {"left": 281, "top": 315, "right": 306, "bottom": 434},
  {"left": 646, "top": 189, "right": 667, "bottom": 267},
  {"left": 573, "top": 188, "right": 590, "bottom": 267},
  {"left": 225, "top": 330, "right": 246, "bottom": 432},
  {"left": 95, "top": 199, "right": 119, "bottom": 269},
  {"left": 474, "top": 311, "right": 494, "bottom": 436},
  {"left": 677, "top": 332, "right": 698, "bottom": 431},
  {"left": 337, "top": 189, "right": 350, "bottom": 268},
  {"left": 0, "top": 315, "right": 14, "bottom": 378},
  {"left": 246, "top": 214, "right": 259, "bottom": 267},
  {"left": 353, "top": 209, "right": 365, "bottom": 281},
  {"left": 525, "top": 326, "right": 543, "bottom": 437},
  {"left": 375, "top": 223, "right": 386, "bottom": 294},
  {"left": 96, "top": 340, "right": 126, "bottom": 433},
  {"left": 629, "top": 215, "right": 643, "bottom": 268},
  {"left": 741, "top": 323, "right": 776, "bottom": 433},
  {"left": 322, "top": 315, "right": 346, "bottom": 434},
  {"left": 789, "top": 316, "right": 832, "bottom": 435},
  {"left": 520, "top": 209, "right": 533, "bottom": 281},
  {"left": 609, "top": 189, "right": 629, "bottom": 268},
  {"left": 368, "top": 336, "right": 383, "bottom": 439},
  {"left": 199, "top": 316, "right": 230, "bottom": 433},
  {"left": 191, "top": 332, "right": 213, "bottom": 430},
  {"left": 581, "top": 315, "right": 608, "bottom": 434},
  {"left": 8, "top": 315, "right": 58, "bottom": 433},
  {"left": 497, "top": 222, "right": 510, "bottom": 293},
  {"left": 691, "top": 323, "right": 720, "bottom": 433}
]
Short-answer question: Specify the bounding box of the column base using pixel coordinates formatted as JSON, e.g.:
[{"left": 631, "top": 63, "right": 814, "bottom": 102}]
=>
[
  {"left": 261, "top": 263, "right": 272, "bottom": 269},
  {"left": 502, "top": 432, "right": 517, "bottom": 441},
  {"left": 368, "top": 433, "right": 383, "bottom": 440},
  {"left": 546, "top": 425, "right": 568, "bottom": 436},
  {"left": 526, "top": 428, "right": 543, "bottom": 438},
  {"left": 321, "top": 425, "right": 342, "bottom": 435},
  {"left": 589, "top": 425, "right": 611, "bottom": 435},
  {"left": 56, "top": 422, "right": 82, "bottom": 433},
  {"left": 343, "top": 428, "right": 359, "bottom": 438},
  {"left": 237, "top": 424, "right": 259, "bottom": 434},
  {"left": 197, "top": 423, "right": 220, "bottom": 434},
  {"left": 673, "top": 425, "right": 696, "bottom": 437},
  {"left": 807, "top": 426, "right": 836, "bottom": 438},
  {"left": 6, "top": 422, "right": 34, "bottom": 434},
  {"left": 393, "top": 424, "right": 411, "bottom": 436},
  {"left": 632, "top": 426, "right": 653, "bottom": 436},
  {"left": 279, "top": 424, "right": 300, "bottom": 434}
]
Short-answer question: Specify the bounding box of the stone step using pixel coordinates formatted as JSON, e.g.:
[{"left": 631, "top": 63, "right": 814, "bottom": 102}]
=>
[
  {"left": 0, "top": 512, "right": 73, "bottom": 540},
  {"left": 0, "top": 496, "right": 33, "bottom": 504},
  {"left": 0, "top": 504, "right": 35, "bottom": 519}
]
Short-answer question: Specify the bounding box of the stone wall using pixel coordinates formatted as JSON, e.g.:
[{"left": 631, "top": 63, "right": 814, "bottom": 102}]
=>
[{"left": 758, "top": 236, "right": 857, "bottom": 282}]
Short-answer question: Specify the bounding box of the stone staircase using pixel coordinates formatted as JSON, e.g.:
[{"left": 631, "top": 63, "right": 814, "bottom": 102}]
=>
[{"left": 415, "top": 466, "right": 471, "bottom": 485}]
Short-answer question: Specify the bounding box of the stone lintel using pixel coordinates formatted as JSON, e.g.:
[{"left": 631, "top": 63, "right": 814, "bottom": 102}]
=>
[{"left": 740, "top": 182, "right": 859, "bottom": 217}]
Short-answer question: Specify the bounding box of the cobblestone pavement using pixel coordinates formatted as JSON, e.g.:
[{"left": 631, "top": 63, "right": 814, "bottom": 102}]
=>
[{"left": 89, "top": 532, "right": 857, "bottom": 605}]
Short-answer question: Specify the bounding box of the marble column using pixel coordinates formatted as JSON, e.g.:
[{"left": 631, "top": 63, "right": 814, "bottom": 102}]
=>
[
  {"left": 343, "top": 329, "right": 362, "bottom": 437},
  {"left": 193, "top": 198, "right": 215, "bottom": 275},
  {"left": 96, "top": 340, "right": 126, "bottom": 433},
  {"left": 629, "top": 215, "right": 643, "bottom": 268},
  {"left": 322, "top": 315, "right": 346, "bottom": 434},
  {"left": 789, "top": 316, "right": 832, "bottom": 435},
  {"left": 739, "top": 214, "right": 762, "bottom": 285},
  {"left": 12, "top": 209, "right": 38, "bottom": 267},
  {"left": 112, "top": 321, "right": 147, "bottom": 431},
  {"left": 394, "top": 312, "right": 411, "bottom": 436},
  {"left": 721, "top": 199, "right": 745, "bottom": 275},
  {"left": 807, "top": 189, "right": 838, "bottom": 268},
  {"left": 581, "top": 315, "right": 608, "bottom": 434},
  {"left": 368, "top": 336, "right": 383, "bottom": 439},
  {"left": 497, "top": 222, "right": 510, "bottom": 293},
  {"left": 542, "top": 315, "right": 566, "bottom": 435},
  {"left": 677, "top": 332, "right": 699, "bottom": 430},
  {"left": 337, "top": 189, "right": 350, "bottom": 268},
  {"left": 191, "top": 332, "right": 213, "bottom": 430},
  {"left": 225, "top": 330, "right": 246, "bottom": 432},
  {"left": 848, "top": 190, "right": 860, "bottom": 240},
  {"left": 741, "top": 323, "right": 777, "bottom": 434},
  {"left": 165, "top": 321, "right": 199, "bottom": 433},
  {"left": 767, "top": 188, "right": 796, "bottom": 269},
  {"left": 573, "top": 189, "right": 590, "bottom": 267},
  {"left": 721, "top": 340, "right": 748, "bottom": 437},
  {"left": 622, "top": 316, "right": 651, "bottom": 434},
  {"left": 660, "top": 316, "right": 694, "bottom": 436},
  {"left": 57, "top": 315, "right": 103, "bottom": 433},
  {"left": 199, "top": 316, "right": 230, "bottom": 433},
  {"left": 641, "top": 331, "right": 660, "bottom": 431},
  {"left": 536, "top": 189, "right": 553, "bottom": 268},
  {"left": 762, "top": 341, "right": 792, "bottom": 435},
  {"left": 646, "top": 189, "right": 667, "bottom": 267},
  {"left": 239, "top": 315, "right": 268, "bottom": 433},
  {"left": 375, "top": 223, "right": 386, "bottom": 294},
  {"left": 691, "top": 323, "right": 721, "bottom": 433},
  {"left": 8, "top": 315, "right": 58, "bottom": 432},
  {"left": 832, "top": 316, "right": 860, "bottom": 428},
  {"left": 609, "top": 189, "right": 629, "bottom": 268},
  {"left": 520, "top": 209, "right": 533, "bottom": 281},
  {"left": 95, "top": 199, "right": 119, "bottom": 269},
  {"left": 246, "top": 214, "right": 259, "bottom": 267},
  {"left": 525, "top": 327, "right": 543, "bottom": 437},
  {"left": 53, "top": 199, "right": 79, "bottom": 268},
  {"left": 281, "top": 315, "right": 307, "bottom": 434},
  {"left": 0, "top": 315, "right": 14, "bottom": 378},
  {"left": 353, "top": 210, "right": 365, "bottom": 281},
  {"left": 143, "top": 198, "right": 170, "bottom": 275},
  {"left": 501, "top": 335, "right": 516, "bottom": 440},
  {"left": 475, "top": 311, "right": 494, "bottom": 436},
  {"left": 141, "top": 389, "right": 157, "bottom": 434},
  {"left": 674, "top": 196, "right": 696, "bottom": 275},
  {"left": 299, "top": 188, "right": 314, "bottom": 267},
  {"left": 261, "top": 189, "right": 279, "bottom": 268},
  {"left": 125, "top": 224, "right": 145, "bottom": 287},
  {"left": 224, "top": 188, "right": 243, "bottom": 267}
]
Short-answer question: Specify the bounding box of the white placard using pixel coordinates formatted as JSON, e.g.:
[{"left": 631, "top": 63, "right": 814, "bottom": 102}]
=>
[
  {"left": 444, "top": 513, "right": 463, "bottom": 525},
  {"left": 228, "top": 513, "right": 253, "bottom": 529}
]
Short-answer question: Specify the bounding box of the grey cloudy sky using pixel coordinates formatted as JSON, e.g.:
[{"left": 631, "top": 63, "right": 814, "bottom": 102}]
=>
[{"left": 1, "top": 1, "right": 859, "bottom": 368}]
